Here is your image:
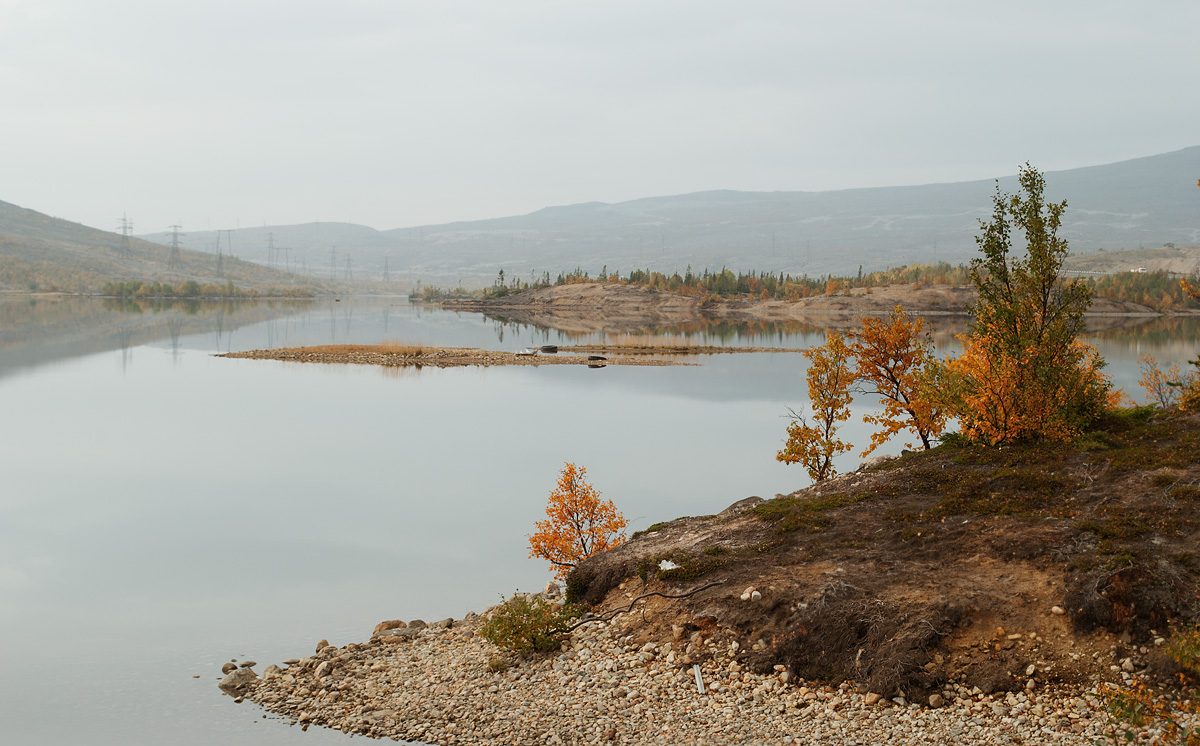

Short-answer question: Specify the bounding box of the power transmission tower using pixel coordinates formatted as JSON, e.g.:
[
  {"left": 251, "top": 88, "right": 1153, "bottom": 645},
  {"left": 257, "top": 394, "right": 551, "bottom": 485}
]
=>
[
  {"left": 116, "top": 214, "right": 133, "bottom": 256},
  {"left": 344, "top": 255, "right": 353, "bottom": 282},
  {"left": 266, "top": 232, "right": 277, "bottom": 269},
  {"left": 168, "top": 225, "right": 183, "bottom": 269},
  {"left": 223, "top": 229, "right": 236, "bottom": 258},
  {"left": 215, "top": 232, "right": 225, "bottom": 279}
]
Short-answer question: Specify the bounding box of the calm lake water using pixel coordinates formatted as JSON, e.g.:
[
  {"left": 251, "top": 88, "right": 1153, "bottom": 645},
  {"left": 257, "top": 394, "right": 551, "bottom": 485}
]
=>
[{"left": 1, "top": 295, "right": 1197, "bottom": 745}]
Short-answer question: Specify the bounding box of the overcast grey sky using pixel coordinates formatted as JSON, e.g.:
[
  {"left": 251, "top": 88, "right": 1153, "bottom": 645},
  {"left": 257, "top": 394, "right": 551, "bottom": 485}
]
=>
[{"left": 2, "top": 0, "right": 1196, "bottom": 234}]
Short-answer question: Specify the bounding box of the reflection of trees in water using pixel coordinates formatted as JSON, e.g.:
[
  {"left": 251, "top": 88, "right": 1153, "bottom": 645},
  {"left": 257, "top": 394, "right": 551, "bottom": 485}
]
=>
[
  {"left": 481, "top": 311, "right": 1200, "bottom": 353},
  {"left": 1083, "top": 316, "right": 1200, "bottom": 346}
]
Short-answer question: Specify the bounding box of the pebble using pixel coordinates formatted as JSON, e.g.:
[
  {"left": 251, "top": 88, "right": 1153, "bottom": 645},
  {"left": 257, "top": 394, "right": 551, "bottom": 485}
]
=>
[{"left": 237, "top": 614, "right": 1161, "bottom": 746}]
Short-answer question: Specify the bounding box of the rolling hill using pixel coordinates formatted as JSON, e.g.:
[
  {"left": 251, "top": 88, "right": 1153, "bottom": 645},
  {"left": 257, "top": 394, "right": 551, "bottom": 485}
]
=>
[
  {"left": 145, "top": 146, "right": 1200, "bottom": 287},
  {"left": 0, "top": 200, "right": 329, "bottom": 294}
]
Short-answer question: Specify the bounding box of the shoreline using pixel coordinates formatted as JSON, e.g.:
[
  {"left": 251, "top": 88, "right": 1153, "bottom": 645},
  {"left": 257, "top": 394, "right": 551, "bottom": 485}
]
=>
[{"left": 223, "top": 591, "right": 1128, "bottom": 745}]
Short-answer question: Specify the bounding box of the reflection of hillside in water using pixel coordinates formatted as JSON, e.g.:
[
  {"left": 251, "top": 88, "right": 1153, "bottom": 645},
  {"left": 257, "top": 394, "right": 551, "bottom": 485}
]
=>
[
  {"left": 483, "top": 310, "right": 1170, "bottom": 348},
  {"left": 0, "top": 295, "right": 312, "bottom": 377}
]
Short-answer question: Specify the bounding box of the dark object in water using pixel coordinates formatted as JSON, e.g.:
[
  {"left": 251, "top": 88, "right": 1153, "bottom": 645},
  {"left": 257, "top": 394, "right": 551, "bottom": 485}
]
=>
[
  {"left": 540, "top": 345, "right": 559, "bottom": 353},
  {"left": 588, "top": 355, "right": 607, "bottom": 361},
  {"left": 588, "top": 363, "right": 607, "bottom": 369}
]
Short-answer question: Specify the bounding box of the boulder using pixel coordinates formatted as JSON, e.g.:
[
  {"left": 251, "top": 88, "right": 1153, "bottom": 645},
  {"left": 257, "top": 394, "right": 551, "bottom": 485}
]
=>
[
  {"left": 373, "top": 619, "right": 407, "bottom": 635},
  {"left": 218, "top": 666, "right": 257, "bottom": 692},
  {"left": 720, "top": 496, "right": 764, "bottom": 515}
]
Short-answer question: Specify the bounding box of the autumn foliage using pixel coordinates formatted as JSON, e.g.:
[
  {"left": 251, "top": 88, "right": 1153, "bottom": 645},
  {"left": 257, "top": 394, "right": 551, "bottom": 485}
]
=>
[
  {"left": 528, "top": 463, "right": 627, "bottom": 581},
  {"left": 942, "top": 164, "right": 1110, "bottom": 444},
  {"left": 848, "top": 306, "right": 946, "bottom": 454},
  {"left": 776, "top": 332, "right": 855, "bottom": 482}
]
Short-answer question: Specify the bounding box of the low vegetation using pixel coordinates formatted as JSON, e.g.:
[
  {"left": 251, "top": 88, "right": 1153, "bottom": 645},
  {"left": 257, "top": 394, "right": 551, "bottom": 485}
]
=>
[
  {"left": 100, "top": 279, "right": 312, "bottom": 298},
  {"left": 478, "top": 593, "right": 582, "bottom": 656}
]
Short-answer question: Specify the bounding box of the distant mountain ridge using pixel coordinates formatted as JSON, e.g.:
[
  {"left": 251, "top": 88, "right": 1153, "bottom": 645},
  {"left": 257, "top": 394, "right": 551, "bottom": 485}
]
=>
[{"left": 129, "top": 147, "right": 1200, "bottom": 285}]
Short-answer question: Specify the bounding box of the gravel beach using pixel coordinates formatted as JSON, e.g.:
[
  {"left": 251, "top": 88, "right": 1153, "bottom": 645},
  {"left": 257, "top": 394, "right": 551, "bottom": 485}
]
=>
[{"left": 223, "top": 603, "right": 1170, "bottom": 745}]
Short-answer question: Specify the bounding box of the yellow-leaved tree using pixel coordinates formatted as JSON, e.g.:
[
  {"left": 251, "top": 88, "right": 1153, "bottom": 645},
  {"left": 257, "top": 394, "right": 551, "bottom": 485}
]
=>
[
  {"left": 777, "top": 332, "right": 854, "bottom": 482},
  {"left": 848, "top": 305, "right": 947, "bottom": 455},
  {"left": 944, "top": 164, "right": 1110, "bottom": 444},
  {"left": 528, "top": 463, "right": 627, "bottom": 581}
]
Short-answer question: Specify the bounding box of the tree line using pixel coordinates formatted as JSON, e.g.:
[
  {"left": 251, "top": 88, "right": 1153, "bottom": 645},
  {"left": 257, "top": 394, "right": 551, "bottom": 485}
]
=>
[{"left": 100, "top": 279, "right": 312, "bottom": 299}]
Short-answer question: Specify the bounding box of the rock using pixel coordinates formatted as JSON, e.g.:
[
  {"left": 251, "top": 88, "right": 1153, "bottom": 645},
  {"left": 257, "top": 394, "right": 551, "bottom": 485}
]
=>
[
  {"left": 1121, "top": 657, "right": 1135, "bottom": 672},
  {"left": 719, "top": 496, "right": 764, "bottom": 515},
  {"left": 263, "top": 664, "right": 282, "bottom": 677},
  {"left": 928, "top": 693, "right": 944, "bottom": 708},
  {"left": 315, "top": 639, "right": 331, "bottom": 653},
  {"left": 858, "top": 455, "right": 893, "bottom": 471},
  {"left": 218, "top": 667, "right": 257, "bottom": 692},
  {"left": 376, "top": 627, "right": 421, "bottom": 642},
  {"left": 282, "top": 659, "right": 300, "bottom": 666},
  {"left": 750, "top": 590, "right": 762, "bottom": 602},
  {"left": 373, "top": 620, "right": 407, "bottom": 635},
  {"left": 430, "top": 618, "right": 454, "bottom": 630},
  {"left": 314, "top": 661, "right": 332, "bottom": 679},
  {"left": 1051, "top": 606, "right": 1066, "bottom": 615},
  {"left": 864, "top": 692, "right": 882, "bottom": 706},
  {"left": 544, "top": 580, "right": 560, "bottom": 597},
  {"left": 221, "top": 662, "right": 238, "bottom": 675},
  {"left": 407, "top": 619, "right": 427, "bottom": 630},
  {"left": 239, "top": 660, "right": 257, "bottom": 669},
  {"left": 1025, "top": 664, "right": 1036, "bottom": 677}
]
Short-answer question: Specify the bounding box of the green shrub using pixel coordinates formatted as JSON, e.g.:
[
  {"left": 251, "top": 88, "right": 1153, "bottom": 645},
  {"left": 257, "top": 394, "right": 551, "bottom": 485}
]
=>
[{"left": 479, "top": 594, "right": 582, "bottom": 656}]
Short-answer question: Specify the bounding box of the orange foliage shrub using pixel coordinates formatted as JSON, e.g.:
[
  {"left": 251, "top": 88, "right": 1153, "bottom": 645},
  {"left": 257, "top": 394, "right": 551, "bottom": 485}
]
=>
[
  {"left": 947, "top": 334, "right": 1109, "bottom": 444},
  {"left": 777, "top": 333, "right": 854, "bottom": 482},
  {"left": 1138, "top": 354, "right": 1189, "bottom": 408},
  {"left": 848, "top": 306, "right": 946, "bottom": 454},
  {"left": 528, "top": 463, "right": 627, "bottom": 581}
]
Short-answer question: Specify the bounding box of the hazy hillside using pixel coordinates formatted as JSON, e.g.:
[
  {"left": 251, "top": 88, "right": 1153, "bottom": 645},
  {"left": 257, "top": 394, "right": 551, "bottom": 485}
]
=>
[
  {"left": 0, "top": 200, "right": 329, "bottom": 294},
  {"left": 144, "top": 147, "right": 1200, "bottom": 287}
]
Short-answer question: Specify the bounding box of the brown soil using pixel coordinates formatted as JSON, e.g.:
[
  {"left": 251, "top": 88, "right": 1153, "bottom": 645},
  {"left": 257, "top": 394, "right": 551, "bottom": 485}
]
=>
[{"left": 566, "top": 408, "right": 1200, "bottom": 702}]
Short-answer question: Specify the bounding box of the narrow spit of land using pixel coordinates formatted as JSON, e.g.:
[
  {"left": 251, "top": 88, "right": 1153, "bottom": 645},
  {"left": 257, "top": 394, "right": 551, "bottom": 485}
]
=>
[{"left": 217, "top": 343, "right": 805, "bottom": 369}]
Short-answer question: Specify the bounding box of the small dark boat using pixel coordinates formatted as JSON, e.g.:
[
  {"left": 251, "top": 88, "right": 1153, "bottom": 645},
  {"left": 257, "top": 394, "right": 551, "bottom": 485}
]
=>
[
  {"left": 587, "top": 363, "right": 607, "bottom": 369},
  {"left": 587, "top": 355, "right": 607, "bottom": 361},
  {"left": 540, "top": 345, "right": 559, "bottom": 353}
]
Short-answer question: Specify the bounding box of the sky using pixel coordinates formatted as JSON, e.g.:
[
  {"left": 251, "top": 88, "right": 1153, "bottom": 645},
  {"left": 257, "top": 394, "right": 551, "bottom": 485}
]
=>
[{"left": 1, "top": 0, "right": 1197, "bottom": 235}]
